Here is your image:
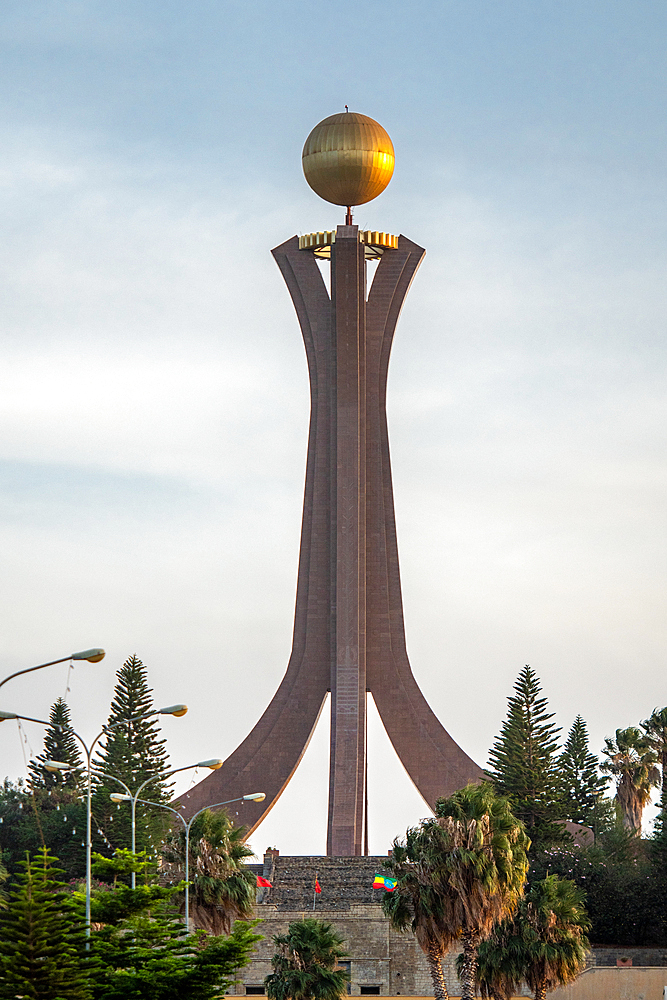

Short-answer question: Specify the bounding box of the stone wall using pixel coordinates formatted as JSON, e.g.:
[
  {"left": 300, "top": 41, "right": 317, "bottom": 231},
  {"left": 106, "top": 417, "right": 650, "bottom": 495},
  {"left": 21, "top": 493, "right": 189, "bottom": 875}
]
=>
[
  {"left": 236, "top": 854, "right": 531, "bottom": 997},
  {"left": 232, "top": 855, "right": 667, "bottom": 997}
]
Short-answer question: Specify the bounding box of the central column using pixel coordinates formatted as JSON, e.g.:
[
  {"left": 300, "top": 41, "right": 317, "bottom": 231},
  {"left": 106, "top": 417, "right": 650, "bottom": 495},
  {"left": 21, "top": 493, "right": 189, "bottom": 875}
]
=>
[{"left": 327, "top": 224, "right": 367, "bottom": 856}]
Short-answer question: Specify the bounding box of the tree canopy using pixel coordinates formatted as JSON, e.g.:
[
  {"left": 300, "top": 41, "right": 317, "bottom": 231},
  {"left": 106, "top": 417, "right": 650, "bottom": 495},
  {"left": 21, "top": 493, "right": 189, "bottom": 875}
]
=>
[
  {"left": 265, "top": 918, "right": 349, "bottom": 1000},
  {"left": 486, "top": 666, "right": 565, "bottom": 849}
]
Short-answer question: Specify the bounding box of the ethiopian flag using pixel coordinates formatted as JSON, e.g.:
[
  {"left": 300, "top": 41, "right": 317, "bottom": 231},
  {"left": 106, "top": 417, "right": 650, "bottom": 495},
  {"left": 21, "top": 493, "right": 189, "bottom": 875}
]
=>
[{"left": 373, "top": 874, "right": 397, "bottom": 892}]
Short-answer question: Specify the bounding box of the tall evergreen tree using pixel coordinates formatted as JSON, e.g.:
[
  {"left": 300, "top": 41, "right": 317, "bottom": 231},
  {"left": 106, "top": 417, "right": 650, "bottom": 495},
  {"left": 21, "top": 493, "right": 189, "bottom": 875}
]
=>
[
  {"left": 0, "top": 848, "right": 92, "bottom": 999},
  {"left": 557, "top": 716, "right": 609, "bottom": 829},
  {"left": 486, "top": 665, "right": 564, "bottom": 849},
  {"left": 93, "top": 655, "right": 172, "bottom": 856},
  {"left": 29, "top": 698, "right": 84, "bottom": 792}
]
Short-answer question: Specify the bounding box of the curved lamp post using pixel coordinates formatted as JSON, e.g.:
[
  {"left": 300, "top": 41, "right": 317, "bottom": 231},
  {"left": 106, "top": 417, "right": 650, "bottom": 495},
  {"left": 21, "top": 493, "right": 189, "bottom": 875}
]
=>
[
  {"left": 0, "top": 649, "right": 105, "bottom": 692},
  {"left": 5, "top": 703, "right": 188, "bottom": 944},
  {"left": 111, "top": 791, "right": 266, "bottom": 929},
  {"left": 104, "top": 759, "right": 224, "bottom": 888}
]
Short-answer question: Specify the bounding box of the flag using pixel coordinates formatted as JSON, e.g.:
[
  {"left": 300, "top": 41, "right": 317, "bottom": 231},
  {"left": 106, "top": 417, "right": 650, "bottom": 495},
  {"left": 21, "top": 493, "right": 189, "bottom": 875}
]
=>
[
  {"left": 257, "top": 875, "right": 273, "bottom": 887},
  {"left": 315, "top": 878, "right": 321, "bottom": 893},
  {"left": 373, "top": 874, "right": 397, "bottom": 892}
]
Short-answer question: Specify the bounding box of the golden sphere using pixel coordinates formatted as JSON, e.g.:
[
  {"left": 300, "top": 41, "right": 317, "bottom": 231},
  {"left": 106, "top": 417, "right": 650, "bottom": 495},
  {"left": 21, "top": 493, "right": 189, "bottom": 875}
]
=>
[{"left": 302, "top": 112, "right": 395, "bottom": 207}]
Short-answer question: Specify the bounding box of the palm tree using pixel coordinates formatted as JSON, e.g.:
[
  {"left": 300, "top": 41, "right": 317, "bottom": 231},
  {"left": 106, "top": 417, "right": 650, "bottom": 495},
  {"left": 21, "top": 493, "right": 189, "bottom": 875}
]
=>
[
  {"left": 600, "top": 727, "right": 660, "bottom": 833},
  {"left": 434, "top": 783, "right": 530, "bottom": 1000},
  {"left": 472, "top": 875, "right": 589, "bottom": 1000},
  {"left": 641, "top": 707, "right": 667, "bottom": 804},
  {"left": 467, "top": 919, "right": 524, "bottom": 1000},
  {"left": 382, "top": 821, "right": 459, "bottom": 1000},
  {"left": 264, "top": 917, "right": 349, "bottom": 1000},
  {"left": 522, "top": 875, "right": 590, "bottom": 1000},
  {"left": 163, "top": 808, "right": 255, "bottom": 934}
]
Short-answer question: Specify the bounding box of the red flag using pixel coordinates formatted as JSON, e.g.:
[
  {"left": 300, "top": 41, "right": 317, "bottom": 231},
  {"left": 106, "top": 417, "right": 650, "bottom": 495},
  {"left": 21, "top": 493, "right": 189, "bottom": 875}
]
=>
[
  {"left": 257, "top": 876, "right": 272, "bottom": 887},
  {"left": 315, "top": 878, "right": 321, "bottom": 894}
]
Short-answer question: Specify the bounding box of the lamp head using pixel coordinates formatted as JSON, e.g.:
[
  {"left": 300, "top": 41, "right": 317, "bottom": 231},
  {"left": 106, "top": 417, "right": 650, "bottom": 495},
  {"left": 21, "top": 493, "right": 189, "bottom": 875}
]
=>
[
  {"left": 198, "top": 758, "right": 224, "bottom": 770},
  {"left": 110, "top": 793, "right": 131, "bottom": 804},
  {"left": 158, "top": 704, "right": 188, "bottom": 717},
  {"left": 44, "top": 760, "right": 72, "bottom": 773},
  {"left": 243, "top": 792, "right": 266, "bottom": 802},
  {"left": 72, "top": 648, "right": 105, "bottom": 662},
  {"left": 0, "top": 711, "right": 18, "bottom": 721}
]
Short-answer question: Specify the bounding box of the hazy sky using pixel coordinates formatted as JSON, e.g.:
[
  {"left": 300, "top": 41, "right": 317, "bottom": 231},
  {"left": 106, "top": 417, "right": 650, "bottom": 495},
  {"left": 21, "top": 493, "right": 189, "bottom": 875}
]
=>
[{"left": 1, "top": 1, "right": 665, "bottom": 855}]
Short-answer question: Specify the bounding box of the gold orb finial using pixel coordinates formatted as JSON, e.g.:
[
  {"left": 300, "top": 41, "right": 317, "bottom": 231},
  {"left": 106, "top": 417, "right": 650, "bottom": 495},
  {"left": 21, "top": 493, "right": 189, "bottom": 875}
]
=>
[{"left": 302, "top": 111, "right": 395, "bottom": 208}]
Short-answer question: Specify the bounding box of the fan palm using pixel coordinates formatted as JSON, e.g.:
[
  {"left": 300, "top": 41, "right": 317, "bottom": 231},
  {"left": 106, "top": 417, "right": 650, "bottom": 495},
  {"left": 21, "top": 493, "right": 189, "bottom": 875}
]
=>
[
  {"left": 265, "top": 917, "right": 349, "bottom": 1000},
  {"left": 522, "top": 875, "right": 590, "bottom": 1000},
  {"left": 472, "top": 875, "right": 590, "bottom": 1000},
  {"left": 163, "top": 807, "right": 255, "bottom": 934},
  {"left": 600, "top": 727, "right": 660, "bottom": 833},
  {"left": 382, "top": 821, "right": 459, "bottom": 1000},
  {"left": 641, "top": 708, "right": 667, "bottom": 804},
  {"left": 435, "top": 783, "right": 530, "bottom": 1000}
]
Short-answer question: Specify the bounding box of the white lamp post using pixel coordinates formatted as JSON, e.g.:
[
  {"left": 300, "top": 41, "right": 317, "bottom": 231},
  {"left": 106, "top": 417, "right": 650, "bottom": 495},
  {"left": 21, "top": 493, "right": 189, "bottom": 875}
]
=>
[
  {"left": 105, "top": 759, "right": 224, "bottom": 888},
  {"left": 6, "top": 703, "right": 188, "bottom": 945},
  {"left": 111, "top": 792, "right": 266, "bottom": 930}
]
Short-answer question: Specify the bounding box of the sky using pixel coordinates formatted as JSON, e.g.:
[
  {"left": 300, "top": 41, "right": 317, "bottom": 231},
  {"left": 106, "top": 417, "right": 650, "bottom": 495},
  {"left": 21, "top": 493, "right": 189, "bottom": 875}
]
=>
[{"left": 0, "top": 0, "right": 665, "bottom": 855}]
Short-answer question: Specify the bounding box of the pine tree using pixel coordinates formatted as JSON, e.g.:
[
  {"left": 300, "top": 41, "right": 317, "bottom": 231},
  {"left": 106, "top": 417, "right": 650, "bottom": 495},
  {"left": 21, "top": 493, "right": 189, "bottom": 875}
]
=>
[
  {"left": 29, "top": 698, "right": 84, "bottom": 793},
  {"left": 0, "top": 848, "right": 92, "bottom": 999},
  {"left": 93, "top": 655, "right": 172, "bottom": 857},
  {"left": 558, "top": 715, "right": 609, "bottom": 829},
  {"left": 486, "top": 665, "right": 565, "bottom": 849},
  {"left": 87, "top": 849, "right": 262, "bottom": 1000}
]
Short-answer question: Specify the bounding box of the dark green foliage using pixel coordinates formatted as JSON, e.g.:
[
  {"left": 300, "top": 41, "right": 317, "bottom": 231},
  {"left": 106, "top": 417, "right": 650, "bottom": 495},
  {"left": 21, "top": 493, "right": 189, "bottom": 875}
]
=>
[
  {"left": 0, "top": 848, "right": 92, "bottom": 1000},
  {"left": 92, "top": 655, "right": 172, "bottom": 856},
  {"left": 265, "top": 918, "right": 349, "bottom": 1000},
  {"left": 85, "top": 850, "right": 185, "bottom": 924},
  {"left": 93, "top": 915, "right": 261, "bottom": 1000},
  {"left": 28, "top": 698, "right": 84, "bottom": 792},
  {"left": 529, "top": 833, "right": 667, "bottom": 946},
  {"left": 0, "top": 777, "right": 88, "bottom": 882},
  {"left": 163, "top": 808, "right": 255, "bottom": 934},
  {"left": 487, "top": 665, "right": 565, "bottom": 850},
  {"left": 85, "top": 848, "right": 261, "bottom": 999},
  {"left": 557, "top": 716, "right": 608, "bottom": 828}
]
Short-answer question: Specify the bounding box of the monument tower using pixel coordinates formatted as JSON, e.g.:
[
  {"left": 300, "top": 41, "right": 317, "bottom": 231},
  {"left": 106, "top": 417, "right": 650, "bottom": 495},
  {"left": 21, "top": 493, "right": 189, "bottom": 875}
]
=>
[{"left": 183, "top": 112, "right": 482, "bottom": 854}]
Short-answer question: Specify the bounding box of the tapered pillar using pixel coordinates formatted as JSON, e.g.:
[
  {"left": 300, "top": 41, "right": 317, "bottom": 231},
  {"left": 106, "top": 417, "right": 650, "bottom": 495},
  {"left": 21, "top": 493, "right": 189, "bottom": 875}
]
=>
[{"left": 328, "top": 226, "right": 367, "bottom": 856}]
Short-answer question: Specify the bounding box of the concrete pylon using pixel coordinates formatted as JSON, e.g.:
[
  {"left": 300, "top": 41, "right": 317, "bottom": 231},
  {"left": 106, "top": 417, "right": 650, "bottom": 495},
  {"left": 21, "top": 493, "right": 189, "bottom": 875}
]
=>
[{"left": 178, "top": 227, "right": 483, "bottom": 853}]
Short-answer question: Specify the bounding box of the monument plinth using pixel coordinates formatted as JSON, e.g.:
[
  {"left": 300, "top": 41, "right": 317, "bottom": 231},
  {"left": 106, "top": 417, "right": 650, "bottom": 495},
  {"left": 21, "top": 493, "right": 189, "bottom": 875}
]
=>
[{"left": 180, "top": 112, "right": 482, "bottom": 854}]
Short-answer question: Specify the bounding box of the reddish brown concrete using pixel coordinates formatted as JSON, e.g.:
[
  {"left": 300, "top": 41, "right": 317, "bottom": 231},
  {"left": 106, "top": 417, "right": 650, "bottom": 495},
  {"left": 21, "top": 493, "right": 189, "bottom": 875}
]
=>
[{"left": 176, "top": 228, "right": 483, "bottom": 849}]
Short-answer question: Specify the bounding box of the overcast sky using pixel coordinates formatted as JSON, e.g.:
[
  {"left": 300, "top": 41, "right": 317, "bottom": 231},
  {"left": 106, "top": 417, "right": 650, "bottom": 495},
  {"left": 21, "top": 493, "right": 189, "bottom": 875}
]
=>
[{"left": 0, "top": 1, "right": 665, "bottom": 855}]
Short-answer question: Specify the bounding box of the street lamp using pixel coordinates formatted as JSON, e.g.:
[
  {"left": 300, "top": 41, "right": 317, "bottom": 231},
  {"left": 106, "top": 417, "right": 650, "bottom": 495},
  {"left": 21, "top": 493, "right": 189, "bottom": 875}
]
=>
[
  {"left": 112, "top": 792, "right": 266, "bottom": 929},
  {"left": 0, "top": 649, "right": 106, "bottom": 691},
  {"left": 105, "top": 758, "right": 224, "bottom": 888},
  {"left": 8, "top": 703, "right": 188, "bottom": 944}
]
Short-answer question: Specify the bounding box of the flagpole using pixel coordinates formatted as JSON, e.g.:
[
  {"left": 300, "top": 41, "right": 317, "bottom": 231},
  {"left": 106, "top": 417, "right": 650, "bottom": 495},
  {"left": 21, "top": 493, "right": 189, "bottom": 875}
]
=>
[{"left": 313, "top": 871, "right": 318, "bottom": 911}]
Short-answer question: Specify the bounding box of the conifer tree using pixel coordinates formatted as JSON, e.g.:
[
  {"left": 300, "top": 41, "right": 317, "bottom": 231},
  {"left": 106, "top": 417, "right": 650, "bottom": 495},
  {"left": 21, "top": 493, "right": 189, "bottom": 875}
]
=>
[
  {"left": 558, "top": 715, "right": 609, "bottom": 828},
  {"left": 29, "top": 697, "right": 84, "bottom": 792},
  {"left": 0, "top": 848, "right": 92, "bottom": 999},
  {"left": 486, "top": 665, "right": 565, "bottom": 849},
  {"left": 93, "top": 655, "right": 172, "bottom": 856}
]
